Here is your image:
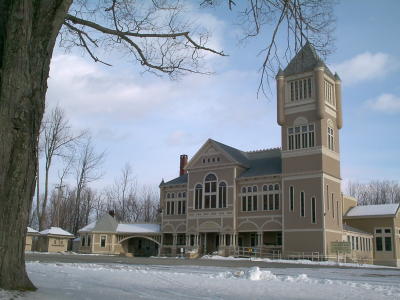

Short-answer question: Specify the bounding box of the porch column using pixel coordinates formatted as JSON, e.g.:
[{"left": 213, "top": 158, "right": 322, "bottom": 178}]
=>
[
  {"left": 186, "top": 234, "right": 190, "bottom": 247},
  {"left": 257, "top": 232, "right": 263, "bottom": 247}
]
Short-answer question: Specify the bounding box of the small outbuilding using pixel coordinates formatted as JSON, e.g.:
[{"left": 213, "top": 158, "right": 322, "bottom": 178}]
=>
[
  {"left": 26, "top": 227, "right": 39, "bottom": 251},
  {"left": 37, "top": 227, "right": 74, "bottom": 253}
]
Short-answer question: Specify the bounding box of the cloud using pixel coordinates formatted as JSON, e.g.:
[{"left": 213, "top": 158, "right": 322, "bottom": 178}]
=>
[
  {"left": 331, "top": 52, "right": 398, "bottom": 85},
  {"left": 366, "top": 93, "right": 400, "bottom": 114}
]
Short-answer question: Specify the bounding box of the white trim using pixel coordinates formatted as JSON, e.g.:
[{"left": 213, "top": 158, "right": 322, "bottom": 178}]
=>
[
  {"left": 283, "top": 173, "right": 322, "bottom": 181},
  {"left": 284, "top": 228, "right": 323, "bottom": 232},
  {"left": 325, "top": 106, "right": 337, "bottom": 118},
  {"left": 285, "top": 103, "right": 316, "bottom": 115},
  {"left": 323, "top": 173, "right": 341, "bottom": 183},
  {"left": 282, "top": 146, "right": 322, "bottom": 158}
]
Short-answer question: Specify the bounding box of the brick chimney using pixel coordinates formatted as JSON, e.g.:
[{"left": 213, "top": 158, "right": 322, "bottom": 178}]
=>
[
  {"left": 179, "top": 154, "right": 188, "bottom": 176},
  {"left": 108, "top": 210, "right": 115, "bottom": 218}
]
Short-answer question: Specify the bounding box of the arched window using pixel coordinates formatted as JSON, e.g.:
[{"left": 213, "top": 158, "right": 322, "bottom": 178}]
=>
[
  {"left": 274, "top": 184, "right": 280, "bottom": 191},
  {"left": 182, "top": 192, "right": 186, "bottom": 198},
  {"left": 242, "top": 187, "right": 246, "bottom": 193},
  {"left": 204, "top": 174, "right": 217, "bottom": 208},
  {"left": 263, "top": 185, "right": 268, "bottom": 192},
  {"left": 167, "top": 193, "right": 170, "bottom": 199},
  {"left": 219, "top": 182, "right": 227, "bottom": 208},
  {"left": 178, "top": 192, "right": 182, "bottom": 198},
  {"left": 171, "top": 193, "right": 175, "bottom": 199},
  {"left": 252, "top": 186, "right": 257, "bottom": 192},
  {"left": 195, "top": 184, "right": 203, "bottom": 209}
]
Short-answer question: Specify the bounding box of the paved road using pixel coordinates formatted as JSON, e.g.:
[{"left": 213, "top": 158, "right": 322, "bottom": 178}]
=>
[{"left": 25, "top": 252, "right": 399, "bottom": 271}]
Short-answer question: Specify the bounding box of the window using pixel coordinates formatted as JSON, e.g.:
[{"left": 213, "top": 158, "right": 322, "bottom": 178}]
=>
[
  {"left": 300, "top": 192, "right": 305, "bottom": 217},
  {"left": 328, "top": 126, "right": 334, "bottom": 151},
  {"left": 100, "top": 236, "right": 106, "bottom": 248},
  {"left": 262, "top": 184, "right": 280, "bottom": 211},
  {"left": 218, "top": 182, "right": 227, "bottom": 208},
  {"left": 331, "top": 194, "right": 334, "bottom": 218},
  {"left": 311, "top": 197, "right": 316, "bottom": 224},
  {"left": 177, "top": 201, "right": 186, "bottom": 214},
  {"left": 242, "top": 186, "right": 258, "bottom": 212},
  {"left": 289, "top": 77, "right": 312, "bottom": 101},
  {"left": 205, "top": 174, "right": 217, "bottom": 209},
  {"left": 167, "top": 193, "right": 170, "bottom": 199},
  {"left": 324, "top": 80, "right": 335, "bottom": 106},
  {"left": 88, "top": 235, "right": 91, "bottom": 247},
  {"left": 375, "top": 228, "right": 392, "bottom": 251},
  {"left": 289, "top": 186, "right": 294, "bottom": 211},
  {"left": 288, "top": 124, "right": 315, "bottom": 150},
  {"left": 81, "top": 236, "right": 86, "bottom": 247},
  {"left": 195, "top": 184, "right": 202, "bottom": 209},
  {"left": 171, "top": 193, "right": 175, "bottom": 199},
  {"left": 326, "top": 185, "right": 329, "bottom": 210}
]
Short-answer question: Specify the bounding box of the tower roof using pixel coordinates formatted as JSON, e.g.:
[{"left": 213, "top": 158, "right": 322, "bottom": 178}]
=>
[{"left": 282, "top": 42, "right": 333, "bottom": 77}]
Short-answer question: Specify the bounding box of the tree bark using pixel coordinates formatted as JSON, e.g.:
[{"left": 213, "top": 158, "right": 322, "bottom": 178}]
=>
[{"left": 0, "top": 0, "right": 71, "bottom": 290}]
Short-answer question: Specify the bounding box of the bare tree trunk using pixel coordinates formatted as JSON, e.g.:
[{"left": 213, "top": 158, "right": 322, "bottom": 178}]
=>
[{"left": 0, "top": 0, "right": 71, "bottom": 290}]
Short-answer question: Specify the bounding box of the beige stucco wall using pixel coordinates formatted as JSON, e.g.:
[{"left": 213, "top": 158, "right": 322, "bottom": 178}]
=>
[
  {"left": 344, "top": 216, "right": 399, "bottom": 266},
  {"left": 37, "top": 236, "right": 70, "bottom": 252}
]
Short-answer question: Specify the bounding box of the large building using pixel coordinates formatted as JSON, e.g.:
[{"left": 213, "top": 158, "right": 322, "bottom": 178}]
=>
[
  {"left": 157, "top": 43, "right": 400, "bottom": 266},
  {"left": 78, "top": 43, "right": 399, "bottom": 267}
]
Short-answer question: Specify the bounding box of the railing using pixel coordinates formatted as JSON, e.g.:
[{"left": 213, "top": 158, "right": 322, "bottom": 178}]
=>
[{"left": 225, "top": 246, "right": 282, "bottom": 259}]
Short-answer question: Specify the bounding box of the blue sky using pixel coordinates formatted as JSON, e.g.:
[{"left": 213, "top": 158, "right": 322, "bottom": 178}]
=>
[{"left": 44, "top": 0, "right": 400, "bottom": 191}]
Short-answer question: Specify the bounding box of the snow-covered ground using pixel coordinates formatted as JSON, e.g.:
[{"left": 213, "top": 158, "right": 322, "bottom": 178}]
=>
[{"left": 1, "top": 261, "right": 400, "bottom": 299}]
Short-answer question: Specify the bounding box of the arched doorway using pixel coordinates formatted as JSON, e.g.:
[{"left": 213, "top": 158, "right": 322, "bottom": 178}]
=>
[{"left": 120, "top": 236, "right": 159, "bottom": 257}]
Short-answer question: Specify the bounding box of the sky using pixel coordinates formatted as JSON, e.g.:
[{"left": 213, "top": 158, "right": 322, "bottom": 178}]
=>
[{"left": 44, "top": 0, "right": 400, "bottom": 192}]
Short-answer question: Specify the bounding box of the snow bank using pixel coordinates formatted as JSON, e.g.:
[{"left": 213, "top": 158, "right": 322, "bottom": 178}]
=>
[{"left": 202, "top": 255, "right": 396, "bottom": 269}]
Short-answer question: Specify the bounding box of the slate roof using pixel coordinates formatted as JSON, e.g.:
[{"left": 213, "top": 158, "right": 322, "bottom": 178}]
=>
[
  {"left": 161, "top": 139, "right": 282, "bottom": 186},
  {"left": 239, "top": 149, "right": 282, "bottom": 178},
  {"left": 345, "top": 203, "right": 399, "bottom": 218},
  {"left": 159, "top": 173, "right": 188, "bottom": 187},
  {"left": 78, "top": 214, "right": 118, "bottom": 233},
  {"left": 343, "top": 224, "right": 372, "bottom": 236},
  {"left": 282, "top": 42, "right": 334, "bottom": 78}
]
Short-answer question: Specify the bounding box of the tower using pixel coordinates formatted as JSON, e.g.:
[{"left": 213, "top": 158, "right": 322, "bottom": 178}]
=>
[{"left": 277, "top": 43, "right": 343, "bottom": 256}]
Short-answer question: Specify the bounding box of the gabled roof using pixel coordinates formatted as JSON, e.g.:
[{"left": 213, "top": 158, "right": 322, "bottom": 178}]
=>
[
  {"left": 161, "top": 139, "right": 282, "bottom": 185},
  {"left": 91, "top": 214, "right": 118, "bottom": 232},
  {"left": 211, "top": 139, "right": 250, "bottom": 166},
  {"left": 39, "top": 227, "right": 74, "bottom": 237},
  {"left": 344, "top": 203, "right": 400, "bottom": 218},
  {"left": 160, "top": 173, "right": 188, "bottom": 187},
  {"left": 78, "top": 221, "right": 96, "bottom": 232},
  {"left": 117, "top": 224, "right": 160, "bottom": 233},
  {"left": 78, "top": 214, "right": 118, "bottom": 233},
  {"left": 282, "top": 42, "right": 334, "bottom": 78}
]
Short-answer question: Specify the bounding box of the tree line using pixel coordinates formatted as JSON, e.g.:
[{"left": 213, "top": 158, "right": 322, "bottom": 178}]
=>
[
  {"left": 346, "top": 180, "right": 400, "bottom": 206},
  {"left": 30, "top": 106, "right": 159, "bottom": 235}
]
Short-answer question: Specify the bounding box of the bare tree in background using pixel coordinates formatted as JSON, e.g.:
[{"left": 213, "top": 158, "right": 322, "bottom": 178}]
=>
[
  {"left": 0, "top": 0, "right": 335, "bottom": 291},
  {"left": 202, "top": 0, "right": 335, "bottom": 96},
  {"left": 139, "top": 185, "right": 160, "bottom": 223},
  {"left": 72, "top": 136, "right": 105, "bottom": 234},
  {"left": 37, "top": 106, "right": 83, "bottom": 230},
  {"left": 105, "top": 164, "right": 138, "bottom": 222},
  {"left": 346, "top": 180, "right": 400, "bottom": 205}
]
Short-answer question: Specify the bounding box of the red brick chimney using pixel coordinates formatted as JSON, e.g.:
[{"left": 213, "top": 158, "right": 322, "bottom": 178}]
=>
[{"left": 180, "top": 154, "right": 188, "bottom": 176}]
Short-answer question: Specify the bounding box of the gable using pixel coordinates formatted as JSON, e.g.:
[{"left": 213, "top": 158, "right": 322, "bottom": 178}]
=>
[{"left": 186, "top": 139, "right": 246, "bottom": 170}]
